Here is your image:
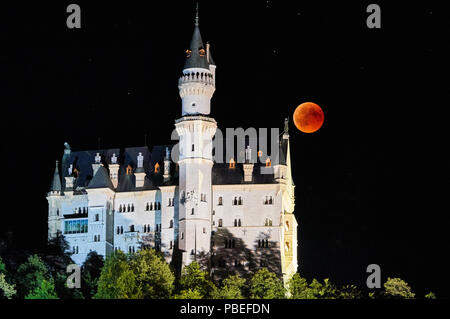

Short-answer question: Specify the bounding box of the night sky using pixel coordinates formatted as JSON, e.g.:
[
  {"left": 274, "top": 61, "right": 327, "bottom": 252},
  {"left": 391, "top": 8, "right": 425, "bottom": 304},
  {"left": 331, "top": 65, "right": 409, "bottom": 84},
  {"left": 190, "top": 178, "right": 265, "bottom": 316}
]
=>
[{"left": 0, "top": 1, "right": 446, "bottom": 297}]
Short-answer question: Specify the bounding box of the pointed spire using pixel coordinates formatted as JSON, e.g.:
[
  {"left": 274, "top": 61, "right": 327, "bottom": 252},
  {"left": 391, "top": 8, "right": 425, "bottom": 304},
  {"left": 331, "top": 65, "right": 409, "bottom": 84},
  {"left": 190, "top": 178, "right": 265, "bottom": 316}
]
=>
[
  {"left": 184, "top": 3, "right": 209, "bottom": 70},
  {"left": 50, "top": 160, "right": 62, "bottom": 193},
  {"left": 195, "top": 2, "right": 199, "bottom": 26}
]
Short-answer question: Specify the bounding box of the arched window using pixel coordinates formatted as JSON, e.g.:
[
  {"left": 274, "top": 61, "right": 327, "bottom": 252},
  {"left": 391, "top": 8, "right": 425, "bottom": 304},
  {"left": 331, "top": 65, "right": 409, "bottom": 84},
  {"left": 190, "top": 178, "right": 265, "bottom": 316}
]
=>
[
  {"left": 218, "top": 196, "right": 223, "bottom": 205},
  {"left": 224, "top": 239, "right": 228, "bottom": 248},
  {"left": 234, "top": 219, "right": 237, "bottom": 227},
  {"left": 78, "top": 207, "right": 81, "bottom": 214},
  {"left": 285, "top": 221, "right": 290, "bottom": 231},
  {"left": 232, "top": 239, "right": 236, "bottom": 248},
  {"left": 95, "top": 214, "right": 99, "bottom": 222},
  {"left": 266, "top": 157, "right": 271, "bottom": 167},
  {"left": 258, "top": 150, "right": 263, "bottom": 157},
  {"left": 203, "top": 227, "right": 206, "bottom": 234},
  {"left": 144, "top": 225, "right": 147, "bottom": 233},
  {"left": 238, "top": 197, "right": 242, "bottom": 205},
  {"left": 120, "top": 226, "right": 123, "bottom": 234},
  {"left": 181, "top": 232, "right": 184, "bottom": 239},
  {"left": 150, "top": 202, "right": 153, "bottom": 210},
  {"left": 233, "top": 197, "right": 237, "bottom": 205},
  {"left": 154, "top": 162, "right": 160, "bottom": 173},
  {"left": 131, "top": 204, "right": 134, "bottom": 212},
  {"left": 265, "top": 239, "right": 269, "bottom": 247},
  {"left": 238, "top": 219, "right": 242, "bottom": 227},
  {"left": 191, "top": 208, "right": 194, "bottom": 215},
  {"left": 127, "top": 204, "right": 130, "bottom": 212},
  {"left": 169, "top": 219, "right": 173, "bottom": 228},
  {"left": 218, "top": 219, "right": 223, "bottom": 227},
  {"left": 169, "top": 241, "right": 173, "bottom": 249},
  {"left": 158, "top": 202, "right": 161, "bottom": 210},
  {"left": 146, "top": 203, "right": 149, "bottom": 211},
  {"left": 269, "top": 196, "right": 273, "bottom": 205},
  {"left": 56, "top": 209, "right": 59, "bottom": 216},
  {"left": 117, "top": 227, "right": 120, "bottom": 234},
  {"left": 191, "top": 249, "right": 195, "bottom": 255},
  {"left": 130, "top": 225, "right": 135, "bottom": 232},
  {"left": 269, "top": 219, "right": 273, "bottom": 226},
  {"left": 258, "top": 239, "right": 261, "bottom": 248}
]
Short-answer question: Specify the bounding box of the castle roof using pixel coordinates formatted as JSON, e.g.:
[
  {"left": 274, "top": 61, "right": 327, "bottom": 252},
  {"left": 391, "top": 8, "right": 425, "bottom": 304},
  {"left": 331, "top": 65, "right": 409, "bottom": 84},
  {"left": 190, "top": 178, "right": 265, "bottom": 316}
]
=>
[
  {"left": 183, "top": 5, "right": 211, "bottom": 70},
  {"left": 87, "top": 165, "right": 114, "bottom": 190},
  {"left": 49, "top": 161, "right": 62, "bottom": 192}
]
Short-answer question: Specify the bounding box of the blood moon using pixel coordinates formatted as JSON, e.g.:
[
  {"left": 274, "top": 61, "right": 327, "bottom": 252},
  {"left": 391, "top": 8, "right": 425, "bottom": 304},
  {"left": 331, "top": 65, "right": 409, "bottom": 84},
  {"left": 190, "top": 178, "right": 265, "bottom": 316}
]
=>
[{"left": 293, "top": 102, "right": 324, "bottom": 133}]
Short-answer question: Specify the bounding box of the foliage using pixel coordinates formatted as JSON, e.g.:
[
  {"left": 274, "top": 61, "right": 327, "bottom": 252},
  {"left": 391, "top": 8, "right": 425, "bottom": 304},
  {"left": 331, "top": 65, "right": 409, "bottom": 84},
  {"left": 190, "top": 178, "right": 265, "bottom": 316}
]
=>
[
  {"left": 0, "top": 256, "right": 5, "bottom": 274},
  {"left": 25, "top": 279, "right": 58, "bottom": 299},
  {"left": 288, "top": 274, "right": 362, "bottom": 299},
  {"left": 0, "top": 273, "right": 16, "bottom": 299},
  {"left": 424, "top": 292, "right": 436, "bottom": 299},
  {"left": 249, "top": 268, "right": 285, "bottom": 299},
  {"left": 173, "top": 288, "right": 204, "bottom": 299},
  {"left": 383, "top": 277, "right": 415, "bottom": 299},
  {"left": 179, "top": 261, "right": 216, "bottom": 298},
  {"left": 95, "top": 249, "right": 174, "bottom": 299},
  {"left": 211, "top": 274, "right": 246, "bottom": 299},
  {"left": 81, "top": 251, "right": 104, "bottom": 299},
  {"left": 15, "top": 254, "right": 49, "bottom": 298}
]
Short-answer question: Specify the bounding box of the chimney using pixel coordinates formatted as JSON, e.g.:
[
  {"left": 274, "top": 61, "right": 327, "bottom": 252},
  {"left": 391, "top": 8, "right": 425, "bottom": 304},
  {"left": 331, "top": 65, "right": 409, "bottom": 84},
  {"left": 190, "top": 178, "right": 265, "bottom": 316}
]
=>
[
  {"left": 243, "top": 145, "right": 254, "bottom": 182},
  {"left": 92, "top": 152, "right": 102, "bottom": 176},
  {"left": 135, "top": 152, "right": 146, "bottom": 188},
  {"left": 65, "top": 164, "right": 75, "bottom": 190},
  {"left": 109, "top": 153, "right": 120, "bottom": 188},
  {"left": 163, "top": 147, "right": 171, "bottom": 182}
]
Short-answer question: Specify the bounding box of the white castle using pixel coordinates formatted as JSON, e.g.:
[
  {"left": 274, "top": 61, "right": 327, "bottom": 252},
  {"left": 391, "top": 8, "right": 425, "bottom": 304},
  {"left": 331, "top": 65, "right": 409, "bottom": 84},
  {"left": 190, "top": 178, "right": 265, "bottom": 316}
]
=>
[{"left": 47, "top": 10, "right": 298, "bottom": 283}]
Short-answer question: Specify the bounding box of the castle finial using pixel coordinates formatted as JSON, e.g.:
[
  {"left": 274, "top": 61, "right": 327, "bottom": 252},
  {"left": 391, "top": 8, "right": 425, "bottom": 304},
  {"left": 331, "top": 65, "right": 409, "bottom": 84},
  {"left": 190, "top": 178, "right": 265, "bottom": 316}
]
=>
[{"left": 195, "top": 2, "right": 199, "bottom": 26}]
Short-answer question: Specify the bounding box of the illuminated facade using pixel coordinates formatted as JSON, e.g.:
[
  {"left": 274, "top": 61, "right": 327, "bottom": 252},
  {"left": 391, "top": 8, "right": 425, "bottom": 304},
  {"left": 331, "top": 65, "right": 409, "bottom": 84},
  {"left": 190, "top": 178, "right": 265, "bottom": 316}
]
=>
[{"left": 47, "top": 11, "right": 298, "bottom": 283}]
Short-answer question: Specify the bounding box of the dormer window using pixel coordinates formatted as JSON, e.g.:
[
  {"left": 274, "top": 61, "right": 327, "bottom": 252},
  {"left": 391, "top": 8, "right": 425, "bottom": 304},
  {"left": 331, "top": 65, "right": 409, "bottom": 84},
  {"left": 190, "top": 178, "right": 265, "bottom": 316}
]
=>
[
  {"left": 229, "top": 158, "right": 235, "bottom": 168},
  {"left": 258, "top": 150, "right": 263, "bottom": 157},
  {"left": 199, "top": 48, "right": 206, "bottom": 56},
  {"left": 126, "top": 165, "right": 132, "bottom": 175},
  {"left": 154, "top": 163, "right": 160, "bottom": 173},
  {"left": 266, "top": 157, "right": 271, "bottom": 167},
  {"left": 186, "top": 49, "right": 192, "bottom": 57}
]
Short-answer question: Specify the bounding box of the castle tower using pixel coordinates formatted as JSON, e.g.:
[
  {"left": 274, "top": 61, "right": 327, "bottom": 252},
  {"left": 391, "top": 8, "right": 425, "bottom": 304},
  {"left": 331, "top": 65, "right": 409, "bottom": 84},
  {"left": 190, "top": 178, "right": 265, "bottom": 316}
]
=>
[
  {"left": 175, "top": 5, "right": 217, "bottom": 266},
  {"left": 47, "top": 160, "right": 62, "bottom": 239}
]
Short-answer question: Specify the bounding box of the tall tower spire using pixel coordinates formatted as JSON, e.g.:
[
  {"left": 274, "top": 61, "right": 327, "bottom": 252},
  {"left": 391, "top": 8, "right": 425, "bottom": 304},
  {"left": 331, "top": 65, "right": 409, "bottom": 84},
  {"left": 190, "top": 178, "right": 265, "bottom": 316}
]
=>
[
  {"left": 179, "top": 3, "right": 216, "bottom": 116},
  {"left": 175, "top": 4, "right": 217, "bottom": 268},
  {"left": 195, "top": 2, "right": 199, "bottom": 26}
]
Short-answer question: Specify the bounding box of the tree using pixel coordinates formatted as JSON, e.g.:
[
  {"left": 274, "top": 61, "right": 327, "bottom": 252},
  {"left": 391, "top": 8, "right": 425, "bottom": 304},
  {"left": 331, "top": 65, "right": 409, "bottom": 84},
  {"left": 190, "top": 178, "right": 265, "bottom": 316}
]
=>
[
  {"left": 41, "top": 233, "right": 82, "bottom": 299},
  {"left": 288, "top": 273, "right": 316, "bottom": 299},
  {"left": 1, "top": 252, "right": 17, "bottom": 299},
  {"left": 81, "top": 251, "right": 104, "bottom": 299},
  {"left": 178, "top": 261, "right": 216, "bottom": 298},
  {"left": 95, "top": 249, "right": 175, "bottom": 299},
  {"left": 211, "top": 274, "right": 246, "bottom": 299},
  {"left": 173, "top": 288, "right": 204, "bottom": 299},
  {"left": 425, "top": 292, "right": 436, "bottom": 299},
  {"left": 383, "top": 277, "right": 415, "bottom": 299},
  {"left": 0, "top": 273, "right": 16, "bottom": 299},
  {"left": 25, "top": 279, "right": 58, "bottom": 299},
  {"left": 15, "top": 254, "right": 49, "bottom": 298},
  {"left": 249, "top": 268, "right": 285, "bottom": 299}
]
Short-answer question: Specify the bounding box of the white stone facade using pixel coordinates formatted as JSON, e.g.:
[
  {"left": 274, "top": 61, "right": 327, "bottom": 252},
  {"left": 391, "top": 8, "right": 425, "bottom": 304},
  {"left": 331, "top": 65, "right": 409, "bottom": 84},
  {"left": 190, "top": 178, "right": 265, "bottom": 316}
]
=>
[{"left": 47, "top": 16, "right": 298, "bottom": 282}]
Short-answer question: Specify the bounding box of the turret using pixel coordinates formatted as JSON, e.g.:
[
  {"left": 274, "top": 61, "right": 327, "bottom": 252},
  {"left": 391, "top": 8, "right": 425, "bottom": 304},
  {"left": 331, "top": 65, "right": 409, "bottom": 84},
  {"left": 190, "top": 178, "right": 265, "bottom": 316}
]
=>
[
  {"left": 178, "top": 3, "right": 216, "bottom": 116},
  {"left": 109, "top": 153, "right": 119, "bottom": 188}
]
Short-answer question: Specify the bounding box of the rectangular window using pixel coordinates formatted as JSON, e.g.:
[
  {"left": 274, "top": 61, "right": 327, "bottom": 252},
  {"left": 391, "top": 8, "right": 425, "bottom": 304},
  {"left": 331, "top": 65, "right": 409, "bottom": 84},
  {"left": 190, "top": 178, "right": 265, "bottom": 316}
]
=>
[{"left": 64, "top": 219, "right": 88, "bottom": 234}]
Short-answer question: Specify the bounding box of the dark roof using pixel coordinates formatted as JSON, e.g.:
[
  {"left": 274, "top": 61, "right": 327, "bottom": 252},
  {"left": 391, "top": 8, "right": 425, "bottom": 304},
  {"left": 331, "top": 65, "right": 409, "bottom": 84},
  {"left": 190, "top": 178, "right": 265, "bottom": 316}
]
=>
[
  {"left": 50, "top": 161, "right": 62, "bottom": 192},
  {"left": 184, "top": 24, "right": 210, "bottom": 70},
  {"left": 61, "top": 145, "right": 179, "bottom": 192},
  {"left": 87, "top": 165, "right": 114, "bottom": 190},
  {"left": 212, "top": 162, "right": 275, "bottom": 185}
]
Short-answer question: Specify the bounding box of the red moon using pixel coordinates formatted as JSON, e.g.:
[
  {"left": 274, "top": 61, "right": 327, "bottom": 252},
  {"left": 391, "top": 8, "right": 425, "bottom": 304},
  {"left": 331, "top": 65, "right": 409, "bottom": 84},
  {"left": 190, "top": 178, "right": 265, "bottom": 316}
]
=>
[{"left": 293, "top": 102, "right": 324, "bottom": 133}]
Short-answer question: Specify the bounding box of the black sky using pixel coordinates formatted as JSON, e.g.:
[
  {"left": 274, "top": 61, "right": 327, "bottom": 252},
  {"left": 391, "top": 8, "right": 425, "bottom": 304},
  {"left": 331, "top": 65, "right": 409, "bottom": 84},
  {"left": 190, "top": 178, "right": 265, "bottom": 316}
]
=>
[{"left": 0, "top": 1, "right": 446, "bottom": 297}]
